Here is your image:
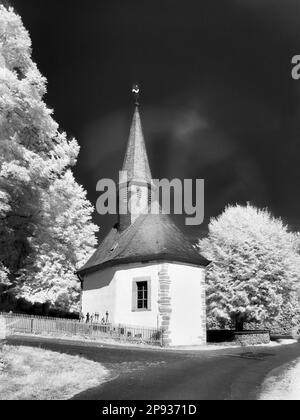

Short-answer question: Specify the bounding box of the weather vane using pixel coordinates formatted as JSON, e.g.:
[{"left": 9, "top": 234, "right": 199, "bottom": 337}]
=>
[{"left": 132, "top": 83, "right": 140, "bottom": 106}]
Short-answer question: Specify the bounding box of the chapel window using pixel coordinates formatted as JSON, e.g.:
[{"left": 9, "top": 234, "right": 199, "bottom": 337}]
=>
[
  {"left": 137, "top": 281, "right": 148, "bottom": 309},
  {"left": 132, "top": 278, "right": 151, "bottom": 311}
]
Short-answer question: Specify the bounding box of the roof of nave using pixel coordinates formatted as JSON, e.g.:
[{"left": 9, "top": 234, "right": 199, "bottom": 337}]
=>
[{"left": 77, "top": 210, "right": 209, "bottom": 275}]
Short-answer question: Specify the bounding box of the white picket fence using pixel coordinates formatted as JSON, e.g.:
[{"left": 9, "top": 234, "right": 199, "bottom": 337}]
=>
[{"left": 0, "top": 312, "right": 163, "bottom": 346}]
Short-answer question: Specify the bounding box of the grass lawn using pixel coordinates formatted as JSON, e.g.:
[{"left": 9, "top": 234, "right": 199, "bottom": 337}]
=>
[{"left": 0, "top": 344, "right": 108, "bottom": 400}]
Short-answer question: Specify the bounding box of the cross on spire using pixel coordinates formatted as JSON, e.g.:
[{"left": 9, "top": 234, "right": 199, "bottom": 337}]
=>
[{"left": 132, "top": 83, "right": 140, "bottom": 106}]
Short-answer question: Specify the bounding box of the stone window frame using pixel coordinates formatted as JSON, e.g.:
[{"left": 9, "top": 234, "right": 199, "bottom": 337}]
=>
[{"left": 131, "top": 277, "right": 151, "bottom": 312}]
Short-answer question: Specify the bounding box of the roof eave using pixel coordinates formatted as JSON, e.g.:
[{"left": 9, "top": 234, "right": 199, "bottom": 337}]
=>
[{"left": 76, "top": 253, "right": 210, "bottom": 277}]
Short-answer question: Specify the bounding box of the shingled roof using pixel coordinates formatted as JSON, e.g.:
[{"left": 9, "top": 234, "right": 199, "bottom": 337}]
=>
[
  {"left": 120, "top": 106, "right": 152, "bottom": 185},
  {"left": 77, "top": 211, "right": 209, "bottom": 276}
]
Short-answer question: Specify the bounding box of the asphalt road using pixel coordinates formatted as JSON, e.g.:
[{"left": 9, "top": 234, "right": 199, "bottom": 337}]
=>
[{"left": 7, "top": 335, "right": 300, "bottom": 400}]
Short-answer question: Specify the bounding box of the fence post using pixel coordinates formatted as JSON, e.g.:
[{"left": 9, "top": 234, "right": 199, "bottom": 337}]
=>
[
  {"left": 160, "top": 327, "right": 164, "bottom": 347},
  {"left": 0, "top": 317, "right": 6, "bottom": 343},
  {"left": 30, "top": 318, "right": 34, "bottom": 334}
]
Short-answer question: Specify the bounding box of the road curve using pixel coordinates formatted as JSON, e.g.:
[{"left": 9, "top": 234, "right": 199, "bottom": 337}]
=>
[{"left": 7, "top": 335, "right": 300, "bottom": 400}]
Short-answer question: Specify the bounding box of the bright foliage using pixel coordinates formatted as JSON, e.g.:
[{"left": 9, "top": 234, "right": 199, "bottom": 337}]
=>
[{"left": 0, "top": 6, "right": 98, "bottom": 310}]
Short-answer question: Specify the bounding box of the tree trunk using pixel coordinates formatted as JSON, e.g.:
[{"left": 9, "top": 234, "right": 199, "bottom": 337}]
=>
[{"left": 235, "top": 317, "right": 244, "bottom": 332}]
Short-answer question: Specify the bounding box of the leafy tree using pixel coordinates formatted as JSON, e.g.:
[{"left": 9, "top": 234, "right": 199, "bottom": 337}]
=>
[
  {"left": 0, "top": 262, "right": 10, "bottom": 286},
  {"left": 19, "top": 171, "right": 97, "bottom": 311},
  {"left": 0, "top": 6, "right": 98, "bottom": 310},
  {"left": 199, "top": 204, "right": 300, "bottom": 331}
]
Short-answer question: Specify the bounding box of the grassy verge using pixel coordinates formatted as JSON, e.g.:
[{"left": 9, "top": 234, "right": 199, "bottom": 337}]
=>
[
  {"left": 259, "top": 357, "right": 300, "bottom": 400},
  {"left": 0, "top": 344, "right": 108, "bottom": 400}
]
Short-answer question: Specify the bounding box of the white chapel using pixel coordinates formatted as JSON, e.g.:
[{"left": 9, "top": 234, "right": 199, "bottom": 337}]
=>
[{"left": 77, "top": 88, "right": 209, "bottom": 346}]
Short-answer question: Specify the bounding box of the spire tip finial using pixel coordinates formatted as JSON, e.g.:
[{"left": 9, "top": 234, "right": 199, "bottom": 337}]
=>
[{"left": 132, "top": 83, "right": 140, "bottom": 106}]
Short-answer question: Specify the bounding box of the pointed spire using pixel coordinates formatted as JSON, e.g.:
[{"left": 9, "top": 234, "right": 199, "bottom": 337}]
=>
[{"left": 120, "top": 86, "right": 152, "bottom": 185}]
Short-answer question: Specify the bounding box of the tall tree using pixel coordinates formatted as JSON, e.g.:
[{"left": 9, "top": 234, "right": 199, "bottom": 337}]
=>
[
  {"left": 199, "top": 204, "right": 300, "bottom": 331},
  {"left": 19, "top": 171, "right": 98, "bottom": 311},
  {"left": 0, "top": 5, "right": 98, "bottom": 310}
]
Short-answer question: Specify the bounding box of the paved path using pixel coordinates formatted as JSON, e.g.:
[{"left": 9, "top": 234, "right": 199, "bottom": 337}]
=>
[{"left": 7, "top": 335, "right": 300, "bottom": 400}]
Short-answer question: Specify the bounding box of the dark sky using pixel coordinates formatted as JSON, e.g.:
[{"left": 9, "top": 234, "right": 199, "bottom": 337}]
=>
[{"left": 8, "top": 0, "right": 300, "bottom": 242}]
